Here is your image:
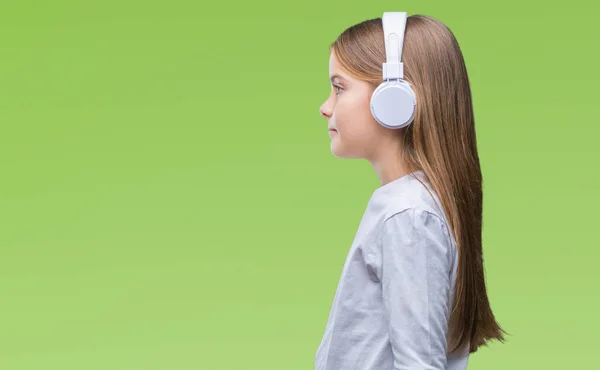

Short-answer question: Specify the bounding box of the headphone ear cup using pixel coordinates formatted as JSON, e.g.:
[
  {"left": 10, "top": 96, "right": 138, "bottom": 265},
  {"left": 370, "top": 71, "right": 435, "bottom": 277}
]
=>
[{"left": 370, "top": 80, "right": 416, "bottom": 129}]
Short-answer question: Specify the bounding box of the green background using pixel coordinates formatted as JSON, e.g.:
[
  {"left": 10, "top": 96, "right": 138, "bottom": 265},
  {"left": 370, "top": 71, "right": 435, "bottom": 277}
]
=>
[{"left": 1, "top": 1, "right": 597, "bottom": 369}]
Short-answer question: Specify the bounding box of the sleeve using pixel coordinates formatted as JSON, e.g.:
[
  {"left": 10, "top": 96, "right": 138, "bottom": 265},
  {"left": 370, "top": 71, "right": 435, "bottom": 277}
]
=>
[{"left": 378, "top": 208, "right": 453, "bottom": 370}]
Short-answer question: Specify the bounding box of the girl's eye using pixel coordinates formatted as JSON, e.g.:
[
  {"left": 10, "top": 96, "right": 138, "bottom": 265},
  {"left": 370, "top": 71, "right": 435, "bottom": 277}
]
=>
[{"left": 334, "top": 85, "right": 344, "bottom": 95}]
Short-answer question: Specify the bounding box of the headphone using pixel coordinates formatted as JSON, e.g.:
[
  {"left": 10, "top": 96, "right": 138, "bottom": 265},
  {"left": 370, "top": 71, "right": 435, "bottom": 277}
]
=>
[{"left": 370, "top": 12, "right": 417, "bottom": 129}]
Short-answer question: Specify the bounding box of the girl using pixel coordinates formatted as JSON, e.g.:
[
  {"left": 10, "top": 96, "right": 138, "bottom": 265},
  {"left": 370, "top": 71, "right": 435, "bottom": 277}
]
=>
[{"left": 316, "top": 13, "right": 507, "bottom": 370}]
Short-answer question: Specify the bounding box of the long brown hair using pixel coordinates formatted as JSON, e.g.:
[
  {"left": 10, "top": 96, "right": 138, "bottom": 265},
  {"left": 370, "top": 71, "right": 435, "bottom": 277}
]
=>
[{"left": 329, "top": 14, "right": 508, "bottom": 353}]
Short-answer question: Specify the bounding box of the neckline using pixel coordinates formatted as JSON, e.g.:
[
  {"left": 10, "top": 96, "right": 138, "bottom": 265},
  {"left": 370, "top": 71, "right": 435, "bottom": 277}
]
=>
[{"left": 372, "top": 169, "right": 426, "bottom": 197}]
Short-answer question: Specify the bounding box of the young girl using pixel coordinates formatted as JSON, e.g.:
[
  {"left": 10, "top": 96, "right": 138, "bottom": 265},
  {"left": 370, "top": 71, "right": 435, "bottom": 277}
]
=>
[{"left": 316, "top": 13, "right": 506, "bottom": 370}]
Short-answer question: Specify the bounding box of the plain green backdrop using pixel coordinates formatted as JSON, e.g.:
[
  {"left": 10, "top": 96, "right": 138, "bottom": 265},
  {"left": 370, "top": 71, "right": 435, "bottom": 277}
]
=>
[{"left": 1, "top": 1, "right": 598, "bottom": 369}]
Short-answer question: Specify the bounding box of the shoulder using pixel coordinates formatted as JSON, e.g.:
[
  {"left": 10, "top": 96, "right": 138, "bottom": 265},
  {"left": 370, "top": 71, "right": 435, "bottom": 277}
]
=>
[
  {"left": 380, "top": 181, "right": 451, "bottom": 237},
  {"left": 380, "top": 207, "right": 451, "bottom": 245},
  {"left": 380, "top": 208, "right": 455, "bottom": 269},
  {"left": 363, "top": 207, "right": 455, "bottom": 283},
  {"left": 361, "top": 173, "right": 456, "bottom": 265},
  {"left": 375, "top": 173, "right": 448, "bottom": 225}
]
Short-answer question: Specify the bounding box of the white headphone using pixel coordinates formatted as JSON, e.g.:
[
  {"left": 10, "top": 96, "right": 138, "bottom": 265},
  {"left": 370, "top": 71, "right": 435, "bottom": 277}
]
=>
[{"left": 370, "top": 12, "right": 417, "bottom": 129}]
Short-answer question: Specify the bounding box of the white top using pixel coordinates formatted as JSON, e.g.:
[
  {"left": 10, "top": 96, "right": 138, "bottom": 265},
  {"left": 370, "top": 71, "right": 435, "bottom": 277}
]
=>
[{"left": 314, "top": 170, "right": 470, "bottom": 370}]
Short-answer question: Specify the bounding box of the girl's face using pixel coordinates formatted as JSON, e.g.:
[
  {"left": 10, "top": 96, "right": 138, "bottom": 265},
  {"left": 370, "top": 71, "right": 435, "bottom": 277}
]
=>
[{"left": 320, "top": 52, "right": 386, "bottom": 160}]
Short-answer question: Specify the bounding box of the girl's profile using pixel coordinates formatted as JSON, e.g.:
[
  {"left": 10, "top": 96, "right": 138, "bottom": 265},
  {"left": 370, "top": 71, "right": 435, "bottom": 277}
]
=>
[{"left": 316, "top": 12, "right": 507, "bottom": 370}]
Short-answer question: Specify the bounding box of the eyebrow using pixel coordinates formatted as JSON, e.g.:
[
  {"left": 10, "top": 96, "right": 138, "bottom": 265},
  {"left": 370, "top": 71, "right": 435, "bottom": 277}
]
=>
[{"left": 330, "top": 74, "right": 346, "bottom": 84}]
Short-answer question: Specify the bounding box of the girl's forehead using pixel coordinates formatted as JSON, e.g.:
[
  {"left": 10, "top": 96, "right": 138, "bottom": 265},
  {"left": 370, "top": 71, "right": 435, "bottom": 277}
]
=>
[{"left": 328, "top": 53, "right": 352, "bottom": 82}]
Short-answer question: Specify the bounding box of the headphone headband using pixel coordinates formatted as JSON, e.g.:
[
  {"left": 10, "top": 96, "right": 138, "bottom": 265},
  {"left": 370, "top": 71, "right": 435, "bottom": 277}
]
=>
[{"left": 382, "top": 12, "right": 408, "bottom": 80}]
